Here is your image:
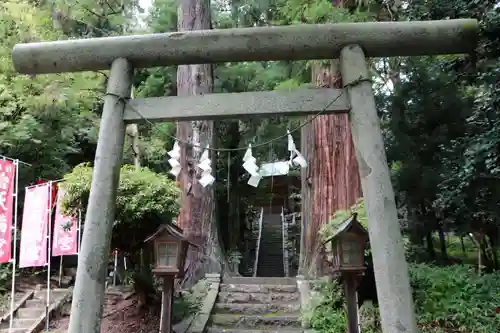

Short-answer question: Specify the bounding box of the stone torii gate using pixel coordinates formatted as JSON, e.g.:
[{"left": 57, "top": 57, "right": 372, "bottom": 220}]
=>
[{"left": 12, "top": 19, "right": 477, "bottom": 333}]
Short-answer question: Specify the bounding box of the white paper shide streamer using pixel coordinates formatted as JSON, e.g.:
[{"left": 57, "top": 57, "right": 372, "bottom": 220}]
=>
[
  {"left": 287, "top": 130, "right": 307, "bottom": 168},
  {"left": 242, "top": 145, "right": 261, "bottom": 187},
  {"left": 197, "top": 145, "right": 215, "bottom": 187},
  {"left": 167, "top": 141, "right": 181, "bottom": 177}
]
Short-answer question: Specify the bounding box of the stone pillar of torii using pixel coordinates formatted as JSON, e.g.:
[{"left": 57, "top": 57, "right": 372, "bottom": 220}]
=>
[{"left": 12, "top": 19, "right": 478, "bottom": 333}]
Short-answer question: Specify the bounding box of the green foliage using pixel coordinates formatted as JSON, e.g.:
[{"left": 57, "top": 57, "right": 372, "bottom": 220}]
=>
[
  {"left": 0, "top": 0, "right": 103, "bottom": 183},
  {"left": 410, "top": 264, "right": 500, "bottom": 333},
  {"left": 172, "top": 280, "right": 208, "bottom": 323},
  {"left": 320, "top": 198, "right": 367, "bottom": 243},
  {"left": 278, "top": 0, "right": 373, "bottom": 24},
  {"left": 301, "top": 279, "right": 347, "bottom": 333},
  {"left": 376, "top": 1, "right": 500, "bottom": 270},
  {"left": 302, "top": 278, "right": 381, "bottom": 333},
  {"left": 172, "top": 295, "right": 198, "bottom": 324},
  {"left": 61, "top": 163, "right": 181, "bottom": 252},
  {"left": 0, "top": 263, "right": 12, "bottom": 293},
  {"left": 307, "top": 264, "right": 500, "bottom": 333}
]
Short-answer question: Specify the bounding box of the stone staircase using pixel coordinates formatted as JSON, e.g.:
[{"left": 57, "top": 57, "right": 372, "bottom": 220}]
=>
[
  {"left": 256, "top": 214, "right": 285, "bottom": 277},
  {"left": 0, "top": 288, "right": 69, "bottom": 333},
  {"left": 207, "top": 277, "right": 302, "bottom": 333}
]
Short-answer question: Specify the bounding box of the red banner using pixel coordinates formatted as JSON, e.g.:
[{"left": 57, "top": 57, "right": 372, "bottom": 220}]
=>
[
  {"left": 52, "top": 187, "right": 77, "bottom": 256},
  {"left": 19, "top": 183, "right": 50, "bottom": 268},
  {"left": 0, "top": 160, "right": 15, "bottom": 263},
  {"left": 35, "top": 179, "right": 57, "bottom": 209}
]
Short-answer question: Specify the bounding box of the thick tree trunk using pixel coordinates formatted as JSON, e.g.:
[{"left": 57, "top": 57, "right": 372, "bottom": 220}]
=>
[
  {"left": 460, "top": 236, "right": 466, "bottom": 257},
  {"left": 437, "top": 225, "right": 448, "bottom": 260},
  {"left": 176, "top": 0, "right": 224, "bottom": 287},
  {"left": 216, "top": 120, "right": 243, "bottom": 275},
  {"left": 300, "top": 61, "right": 362, "bottom": 276},
  {"left": 425, "top": 232, "right": 436, "bottom": 260}
]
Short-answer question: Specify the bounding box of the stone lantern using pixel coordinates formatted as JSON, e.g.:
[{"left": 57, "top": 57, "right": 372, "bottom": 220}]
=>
[
  {"left": 145, "top": 224, "right": 197, "bottom": 333},
  {"left": 323, "top": 213, "right": 368, "bottom": 333}
]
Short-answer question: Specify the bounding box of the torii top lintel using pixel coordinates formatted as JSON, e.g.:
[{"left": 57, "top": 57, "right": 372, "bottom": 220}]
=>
[{"left": 12, "top": 19, "right": 478, "bottom": 75}]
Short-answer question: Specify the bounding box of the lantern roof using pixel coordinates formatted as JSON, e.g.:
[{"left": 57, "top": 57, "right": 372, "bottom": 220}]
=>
[
  {"left": 144, "top": 223, "right": 199, "bottom": 248},
  {"left": 323, "top": 213, "right": 368, "bottom": 244}
]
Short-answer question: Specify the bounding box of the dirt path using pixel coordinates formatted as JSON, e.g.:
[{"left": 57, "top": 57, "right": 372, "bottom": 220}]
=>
[{"left": 49, "top": 294, "right": 161, "bottom": 333}]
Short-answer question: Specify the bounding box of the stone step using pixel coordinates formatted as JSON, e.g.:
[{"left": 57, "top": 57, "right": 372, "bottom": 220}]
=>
[
  {"left": 33, "top": 289, "right": 68, "bottom": 300},
  {"left": 218, "top": 291, "right": 299, "bottom": 304},
  {"left": 223, "top": 277, "right": 296, "bottom": 286},
  {"left": 16, "top": 308, "right": 45, "bottom": 319},
  {"left": 261, "top": 227, "right": 283, "bottom": 231},
  {"left": 258, "top": 259, "right": 285, "bottom": 263},
  {"left": 257, "top": 250, "right": 283, "bottom": 255},
  {"left": 207, "top": 327, "right": 303, "bottom": 333},
  {"left": 214, "top": 303, "right": 300, "bottom": 315},
  {"left": 258, "top": 248, "right": 283, "bottom": 253},
  {"left": 0, "top": 328, "right": 27, "bottom": 333},
  {"left": 260, "top": 236, "right": 283, "bottom": 241},
  {"left": 25, "top": 299, "right": 45, "bottom": 308},
  {"left": 0, "top": 318, "right": 36, "bottom": 329},
  {"left": 210, "top": 314, "right": 301, "bottom": 328},
  {"left": 220, "top": 285, "right": 296, "bottom": 294},
  {"left": 50, "top": 275, "right": 73, "bottom": 288},
  {"left": 257, "top": 259, "right": 284, "bottom": 263},
  {"left": 258, "top": 249, "right": 282, "bottom": 252}
]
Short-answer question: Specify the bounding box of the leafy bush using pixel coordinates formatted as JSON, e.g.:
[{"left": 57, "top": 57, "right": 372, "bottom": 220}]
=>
[
  {"left": 61, "top": 163, "right": 181, "bottom": 253},
  {"left": 0, "top": 263, "right": 12, "bottom": 293},
  {"left": 306, "top": 264, "right": 500, "bottom": 333},
  {"left": 172, "top": 294, "right": 198, "bottom": 324},
  {"left": 172, "top": 279, "right": 208, "bottom": 324},
  {"left": 410, "top": 264, "right": 500, "bottom": 333},
  {"left": 302, "top": 278, "right": 381, "bottom": 333},
  {"left": 302, "top": 279, "right": 347, "bottom": 333}
]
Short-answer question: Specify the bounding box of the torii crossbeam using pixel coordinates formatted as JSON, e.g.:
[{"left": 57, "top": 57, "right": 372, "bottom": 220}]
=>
[{"left": 12, "top": 19, "right": 478, "bottom": 333}]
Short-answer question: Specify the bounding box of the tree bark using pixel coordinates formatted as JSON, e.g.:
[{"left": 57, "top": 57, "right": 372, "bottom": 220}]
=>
[
  {"left": 437, "top": 225, "right": 448, "bottom": 260},
  {"left": 460, "top": 236, "right": 466, "bottom": 257},
  {"left": 176, "top": 0, "right": 224, "bottom": 287},
  {"left": 425, "top": 232, "right": 436, "bottom": 260},
  {"left": 300, "top": 60, "right": 362, "bottom": 276}
]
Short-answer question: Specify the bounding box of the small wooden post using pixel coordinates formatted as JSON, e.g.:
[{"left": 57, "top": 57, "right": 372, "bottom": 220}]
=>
[
  {"left": 343, "top": 274, "right": 360, "bottom": 333},
  {"left": 340, "top": 45, "right": 418, "bottom": 333},
  {"left": 159, "top": 275, "right": 175, "bottom": 333}
]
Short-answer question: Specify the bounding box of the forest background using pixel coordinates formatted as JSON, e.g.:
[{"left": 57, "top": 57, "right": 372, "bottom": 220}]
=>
[{"left": 1, "top": 0, "right": 500, "bottom": 332}]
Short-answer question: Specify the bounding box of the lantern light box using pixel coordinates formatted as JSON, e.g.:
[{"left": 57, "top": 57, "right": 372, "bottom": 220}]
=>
[
  {"left": 323, "top": 213, "right": 368, "bottom": 273},
  {"left": 144, "top": 223, "right": 197, "bottom": 278}
]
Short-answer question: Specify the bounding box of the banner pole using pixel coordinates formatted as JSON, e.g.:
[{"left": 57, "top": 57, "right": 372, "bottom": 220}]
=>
[
  {"left": 113, "top": 250, "right": 118, "bottom": 287},
  {"left": 8, "top": 160, "right": 19, "bottom": 333},
  {"left": 45, "top": 182, "right": 53, "bottom": 332},
  {"left": 0, "top": 155, "right": 31, "bottom": 166},
  {"left": 77, "top": 209, "right": 82, "bottom": 253},
  {"left": 58, "top": 256, "right": 63, "bottom": 287}
]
